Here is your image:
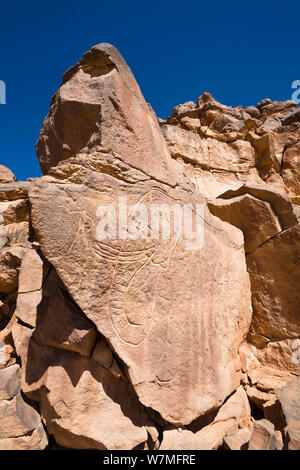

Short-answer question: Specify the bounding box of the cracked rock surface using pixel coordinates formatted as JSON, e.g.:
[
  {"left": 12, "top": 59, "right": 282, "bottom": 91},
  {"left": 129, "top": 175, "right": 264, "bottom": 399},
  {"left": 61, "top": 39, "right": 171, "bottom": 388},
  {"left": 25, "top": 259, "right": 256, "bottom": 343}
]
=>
[{"left": 0, "top": 43, "right": 299, "bottom": 450}]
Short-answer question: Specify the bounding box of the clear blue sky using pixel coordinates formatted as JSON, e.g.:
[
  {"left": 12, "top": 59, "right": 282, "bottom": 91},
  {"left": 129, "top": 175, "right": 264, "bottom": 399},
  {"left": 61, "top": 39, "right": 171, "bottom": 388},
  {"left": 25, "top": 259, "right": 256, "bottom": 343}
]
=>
[{"left": 1, "top": 0, "right": 300, "bottom": 181}]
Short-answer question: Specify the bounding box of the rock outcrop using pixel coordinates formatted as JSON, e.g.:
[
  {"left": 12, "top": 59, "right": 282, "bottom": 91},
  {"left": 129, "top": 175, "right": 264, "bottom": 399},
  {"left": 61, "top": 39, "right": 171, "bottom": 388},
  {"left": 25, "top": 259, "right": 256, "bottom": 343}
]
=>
[{"left": 0, "top": 43, "right": 299, "bottom": 450}]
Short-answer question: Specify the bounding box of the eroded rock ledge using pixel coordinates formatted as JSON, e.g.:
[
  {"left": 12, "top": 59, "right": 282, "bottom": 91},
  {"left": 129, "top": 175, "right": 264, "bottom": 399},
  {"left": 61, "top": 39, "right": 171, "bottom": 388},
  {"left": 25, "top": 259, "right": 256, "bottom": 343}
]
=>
[{"left": 0, "top": 44, "right": 299, "bottom": 450}]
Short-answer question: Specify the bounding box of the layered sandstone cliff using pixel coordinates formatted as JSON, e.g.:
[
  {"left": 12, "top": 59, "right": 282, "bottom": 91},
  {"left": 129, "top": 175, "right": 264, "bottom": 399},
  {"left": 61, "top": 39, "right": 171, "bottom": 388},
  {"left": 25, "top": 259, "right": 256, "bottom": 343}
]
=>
[{"left": 0, "top": 44, "right": 299, "bottom": 450}]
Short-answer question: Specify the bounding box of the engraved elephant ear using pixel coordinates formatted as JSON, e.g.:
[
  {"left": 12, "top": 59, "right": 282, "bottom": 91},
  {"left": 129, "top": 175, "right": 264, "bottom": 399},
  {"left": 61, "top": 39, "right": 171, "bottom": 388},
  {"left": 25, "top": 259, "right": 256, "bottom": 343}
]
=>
[{"left": 107, "top": 246, "right": 156, "bottom": 347}]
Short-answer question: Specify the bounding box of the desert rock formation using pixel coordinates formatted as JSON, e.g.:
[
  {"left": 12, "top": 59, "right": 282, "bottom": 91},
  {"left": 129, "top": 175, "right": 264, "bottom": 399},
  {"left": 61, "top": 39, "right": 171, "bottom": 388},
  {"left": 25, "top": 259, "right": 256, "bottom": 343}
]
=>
[{"left": 0, "top": 43, "right": 299, "bottom": 450}]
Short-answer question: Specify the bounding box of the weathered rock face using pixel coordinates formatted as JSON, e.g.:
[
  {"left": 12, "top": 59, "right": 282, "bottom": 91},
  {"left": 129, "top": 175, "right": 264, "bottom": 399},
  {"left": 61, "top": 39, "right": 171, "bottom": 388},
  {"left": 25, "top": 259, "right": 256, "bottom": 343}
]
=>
[
  {"left": 208, "top": 185, "right": 300, "bottom": 343},
  {"left": 160, "top": 387, "right": 252, "bottom": 450},
  {"left": 162, "top": 123, "right": 262, "bottom": 198},
  {"left": 0, "top": 167, "right": 48, "bottom": 450},
  {"left": 248, "top": 419, "right": 278, "bottom": 450},
  {"left": 27, "top": 345, "right": 149, "bottom": 450},
  {"left": 36, "top": 43, "right": 182, "bottom": 188},
  {"left": 30, "top": 172, "right": 252, "bottom": 426},
  {"left": 247, "top": 223, "right": 300, "bottom": 341},
  {"left": 275, "top": 377, "right": 300, "bottom": 426},
  {"left": 30, "top": 45, "right": 253, "bottom": 426},
  {"left": 0, "top": 44, "right": 299, "bottom": 450},
  {"left": 161, "top": 92, "right": 300, "bottom": 202}
]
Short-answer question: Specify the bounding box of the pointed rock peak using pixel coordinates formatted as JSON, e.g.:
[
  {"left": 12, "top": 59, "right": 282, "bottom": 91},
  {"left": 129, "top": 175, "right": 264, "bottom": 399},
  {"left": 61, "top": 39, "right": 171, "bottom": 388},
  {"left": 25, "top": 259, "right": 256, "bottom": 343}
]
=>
[
  {"left": 36, "top": 43, "right": 182, "bottom": 187},
  {"left": 197, "top": 91, "right": 217, "bottom": 105},
  {"left": 63, "top": 43, "right": 123, "bottom": 83}
]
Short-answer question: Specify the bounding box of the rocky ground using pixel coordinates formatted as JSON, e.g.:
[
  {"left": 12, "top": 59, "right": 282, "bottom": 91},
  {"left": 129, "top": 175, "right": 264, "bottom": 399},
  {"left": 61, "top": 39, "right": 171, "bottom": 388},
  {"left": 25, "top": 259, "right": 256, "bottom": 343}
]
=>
[{"left": 0, "top": 43, "right": 299, "bottom": 450}]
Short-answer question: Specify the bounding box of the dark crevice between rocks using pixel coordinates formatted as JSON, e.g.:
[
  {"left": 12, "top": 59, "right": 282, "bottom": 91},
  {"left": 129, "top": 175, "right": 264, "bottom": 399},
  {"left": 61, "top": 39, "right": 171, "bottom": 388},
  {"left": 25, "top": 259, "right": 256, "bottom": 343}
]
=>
[
  {"left": 245, "top": 225, "right": 294, "bottom": 256},
  {"left": 45, "top": 434, "right": 74, "bottom": 451},
  {"left": 187, "top": 387, "right": 238, "bottom": 433},
  {"left": 0, "top": 284, "right": 17, "bottom": 326},
  {"left": 20, "top": 388, "right": 41, "bottom": 415},
  {"left": 16, "top": 318, "right": 34, "bottom": 330},
  {"left": 249, "top": 399, "right": 264, "bottom": 421}
]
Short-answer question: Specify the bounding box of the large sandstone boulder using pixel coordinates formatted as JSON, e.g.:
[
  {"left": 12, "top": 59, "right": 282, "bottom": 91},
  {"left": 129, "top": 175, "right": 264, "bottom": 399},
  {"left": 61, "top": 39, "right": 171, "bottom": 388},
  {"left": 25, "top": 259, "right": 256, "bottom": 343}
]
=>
[
  {"left": 29, "top": 171, "right": 251, "bottom": 426},
  {"left": 248, "top": 419, "right": 277, "bottom": 450},
  {"left": 30, "top": 44, "right": 253, "bottom": 427},
  {"left": 28, "top": 344, "right": 149, "bottom": 450},
  {"left": 160, "top": 387, "right": 251, "bottom": 450},
  {"left": 247, "top": 223, "right": 300, "bottom": 341},
  {"left": 208, "top": 184, "right": 300, "bottom": 348}
]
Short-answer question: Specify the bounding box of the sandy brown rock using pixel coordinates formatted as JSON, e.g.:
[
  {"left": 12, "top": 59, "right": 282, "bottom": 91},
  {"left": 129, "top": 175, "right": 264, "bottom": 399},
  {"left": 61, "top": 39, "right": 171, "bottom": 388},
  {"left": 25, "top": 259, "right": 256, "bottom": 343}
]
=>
[
  {"left": 0, "top": 223, "right": 30, "bottom": 249},
  {"left": 248, "top": 366, "right": 295, "bottom": 392},
  {"left": 239, "top": 343, "right": 260, "bottom": 373},
  {"left": 0, "top": 423, "right": 48, "bottom": 450},
  {"left": 160, "top": 428, "right": 204, "bottom": 450},
  {"left": 163, "top": 91, "right": 300, "bottom": 210},
  {"left": 208, "top": 193, "right": 282, "bottom": 253},
  {"left": 212, "top": 386, "right": 251, "bottom": 429},
  {"left": 0, "top": 181, "right": 29, "bottom": 201},
  {"left": 160, "top": 422, "right": 236, "bottom": 451},
  {"left": 246, "top": 385, "right": 274, "bottom": 409},
  {"left": 275, "top": 377, "right": 300, "bottom": 426},
  {"left": 0, "top": 247, "right": 25, "bottom": 297},
  {"left": 27, "top": 343, "right": 148, "bottom": 450},
  {"left": 0, "top": 393, "right": 42, "bottom": 439},
  {"left": 218, "top": 183, "right": 298, "bottom": 230},
  {"left": 7, "top": 244, "right": 147, "bottom": 450},
  {"left": 28, "top": 45, "right": 256, "bottom": 428},
  {"left": 0, "top": 166, "right": 16, "bottom": 184},
  {"left": 162, "top": 387, "right": 251, "bottom": 450},
  {"left": 36, "top": 44, "right": 182, "bottom": 188},
  {"left": 223, "top": 427, "right": 252, "bottom": 450},
  {"left": 209, "top": 183, "right": 300, "bottom": 363},
  {"left": 248, "top": 419, "right": 277, "bottom": 450},
  {"left": 247, "top": 339, "right": 300, "bottom": 378},
  {"left": 281, "top": 141, "right": 300, "bottom": 204},
  {"left": 247, "top": 223, "right": 300, "bottom": 341},
  {"left": 30, "top": 170, "right": 252, "bottom": 426},
  {"left": 0, "top": 341, "right": 15, "bottom": 370},
  {"left": 252, "top": 133, "right": 282, "bottom": 180},
  {"left": 0, "top": 364, "right": 21, "bottom": 400},
  {"left": 263, "top": 396, "right": 286, "bottom": 430},
  {"left": 162, "top": 124, "right": 261, "bottom": 198},
  {"left": 2, "top": 199, "right": 29, "bottom": 225},
  {"left": 260, "top": 100, "right": 295, "bottom": 117},
  {"left": 284, "top": 422, "right": 300, "bottom": 450},
  {"left": 18, "top": 249, "right": 44, "bottom": 293},
  {"left": 15, "top": 291, "right": 42, "bottom": 329},
  {"left": 34, "top": 268, "right": 97, "bottom": 356},
  {"left": 0, "top": 264, "right": 18, "bottom": 294}
]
